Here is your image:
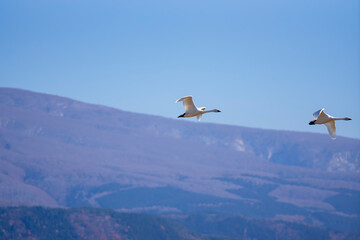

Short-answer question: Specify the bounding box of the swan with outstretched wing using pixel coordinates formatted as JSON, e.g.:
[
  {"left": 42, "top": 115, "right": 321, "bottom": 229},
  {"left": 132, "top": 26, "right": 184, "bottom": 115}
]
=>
[
  {"left": 176, "top": 96, "right": 220, "bottom": 121},
  {"left": 309, "top": 108, "right": 351, "bottom": 139}
]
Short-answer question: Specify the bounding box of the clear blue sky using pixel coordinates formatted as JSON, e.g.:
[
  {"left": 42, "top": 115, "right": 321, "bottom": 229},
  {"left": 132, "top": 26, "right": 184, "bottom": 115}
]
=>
[{"left": 1, "top": 0, "right": 359, "bottom": 139}]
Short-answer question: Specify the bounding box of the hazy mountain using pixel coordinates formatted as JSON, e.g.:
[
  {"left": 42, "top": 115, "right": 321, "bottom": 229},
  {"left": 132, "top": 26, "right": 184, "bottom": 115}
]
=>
[{"left": 0, "top": 88, "right": 359, "bottom": 234}]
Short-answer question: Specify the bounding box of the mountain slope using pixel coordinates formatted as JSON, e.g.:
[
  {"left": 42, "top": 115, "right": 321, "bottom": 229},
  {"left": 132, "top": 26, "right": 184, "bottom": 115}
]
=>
[{"left": 0, "top": 87, "right": 359, "bottom": 233}]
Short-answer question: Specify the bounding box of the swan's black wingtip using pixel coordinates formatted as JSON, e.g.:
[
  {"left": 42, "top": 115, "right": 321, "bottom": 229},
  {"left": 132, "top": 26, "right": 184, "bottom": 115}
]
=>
[
  {"left": 309, "top": 120, "right": 316, "bottom": 125},
  {"left": 178, "top": 113, "right": 185, "bottom": 118}
]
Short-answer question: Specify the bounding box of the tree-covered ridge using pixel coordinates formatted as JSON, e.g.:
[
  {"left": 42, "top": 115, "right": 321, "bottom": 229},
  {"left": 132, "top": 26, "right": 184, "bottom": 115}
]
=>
[
  {"left": 1, "top": 207, "right": 359, "bottom": 240},
  {"left": 174, "top": 212, "right": 360, "bottom": 240},
  {"left": 0, "top": 207, "right": 205, "bottom": 240},
  {"left": 0, "top": 207, "right": 77, "bottom": 240}
]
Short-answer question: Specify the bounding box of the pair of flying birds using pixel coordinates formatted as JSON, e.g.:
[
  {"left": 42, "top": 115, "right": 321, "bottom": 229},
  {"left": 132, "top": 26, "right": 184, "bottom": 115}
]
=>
[{"left": 176, "top": 96, "right": 351, "bottom": 140}]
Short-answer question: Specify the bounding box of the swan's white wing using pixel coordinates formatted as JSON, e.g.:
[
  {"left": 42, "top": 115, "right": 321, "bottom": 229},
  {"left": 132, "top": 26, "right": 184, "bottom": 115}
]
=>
[
  {"left": 325, "top": 121, "right": 336, "bottom": 140},
  {"left": 313, "top": 108, "right": 325, "bottom": 120},
  {"left": 197, "top": 114, "right": 202, "bottom": 121},
  {"left": 176, "top": 96, "right": 197, "bottom": 111}
]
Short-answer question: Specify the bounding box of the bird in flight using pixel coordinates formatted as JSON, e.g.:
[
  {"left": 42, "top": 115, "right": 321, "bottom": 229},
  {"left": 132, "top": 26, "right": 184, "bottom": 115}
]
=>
[
  {"left": 176, "top": 96, "right": 221, "bottom": 121},
  {"left": 309, "top": 108, "right": 351, "bottom": 139}
]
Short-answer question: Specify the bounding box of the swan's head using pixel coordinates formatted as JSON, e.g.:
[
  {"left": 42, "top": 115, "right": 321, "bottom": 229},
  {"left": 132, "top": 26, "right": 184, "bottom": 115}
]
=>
[
  {"left": 345, "top": 117, "right": 352, "bottom": 121},
  {"left": 309, "top": 120, "right": 316, "bottom": 125},
  {"left": 178, "top": 113, "right": 185, "bottom": 118},
  {"left": 215, "top": 109, "right": 221, "bottom": 113}
]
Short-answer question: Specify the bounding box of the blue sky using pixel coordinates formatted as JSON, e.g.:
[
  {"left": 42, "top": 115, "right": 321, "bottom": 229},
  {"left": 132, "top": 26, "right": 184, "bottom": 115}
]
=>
[{"left": 1, "top": 0, "right": 359, "bottom": 139}]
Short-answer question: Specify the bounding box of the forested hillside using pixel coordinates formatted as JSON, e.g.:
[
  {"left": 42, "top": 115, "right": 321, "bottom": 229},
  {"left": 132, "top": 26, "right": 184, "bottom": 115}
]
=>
[{"left": 1, "top": 207, "right": 359, "bottom": 240}]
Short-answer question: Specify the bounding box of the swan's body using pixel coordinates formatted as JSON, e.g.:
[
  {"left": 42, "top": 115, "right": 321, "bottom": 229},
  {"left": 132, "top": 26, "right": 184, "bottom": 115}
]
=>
[
  {"left": 176, "top": 96, "right": 220, "bottom": 121},
  {"left": 309, "top": 108, "right": 351, "bottom": 139}
]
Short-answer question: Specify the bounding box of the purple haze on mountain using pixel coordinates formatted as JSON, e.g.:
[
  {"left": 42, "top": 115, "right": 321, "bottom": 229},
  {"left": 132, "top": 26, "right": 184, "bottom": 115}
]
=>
[{"left": 0, "top": 88, "right": 359, "bottom": 232}]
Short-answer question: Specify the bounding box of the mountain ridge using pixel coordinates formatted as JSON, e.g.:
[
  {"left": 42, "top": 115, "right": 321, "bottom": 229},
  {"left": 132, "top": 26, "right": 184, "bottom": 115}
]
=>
[{"left": 1, "top": 87, "right": 358, "bottom": 140}]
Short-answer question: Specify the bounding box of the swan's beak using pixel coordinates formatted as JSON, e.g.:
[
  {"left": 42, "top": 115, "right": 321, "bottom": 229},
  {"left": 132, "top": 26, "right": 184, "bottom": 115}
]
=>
[
  {"left": 309, "top": 120, "right": 316, "bottom": 125},
  {"left": 346, "top": 117, "right": 352, "bottom": 121},
  {"left": 217, "top": 110, "right": 221, "bottom": 112},
  {"left": 178, "top": 113, "right": 185, "bottom": 118}
]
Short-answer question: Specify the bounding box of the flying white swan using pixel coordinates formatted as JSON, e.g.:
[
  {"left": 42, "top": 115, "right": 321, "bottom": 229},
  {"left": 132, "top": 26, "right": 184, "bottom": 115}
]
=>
[
  {"left": 176, "top": 96, "right": 221, "bottom": 121},
  {"left": 309, "top": 108, "right": 351, "bottom": 139}
]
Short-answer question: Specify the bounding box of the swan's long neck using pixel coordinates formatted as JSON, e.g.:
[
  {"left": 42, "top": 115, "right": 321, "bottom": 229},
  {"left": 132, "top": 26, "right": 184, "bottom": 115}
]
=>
[
  {"left": 202, "top": 109, "right": 220, "bottom": 114},
  {"left": 332, "top": 117, "right": 351, "bottom": 121}
]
